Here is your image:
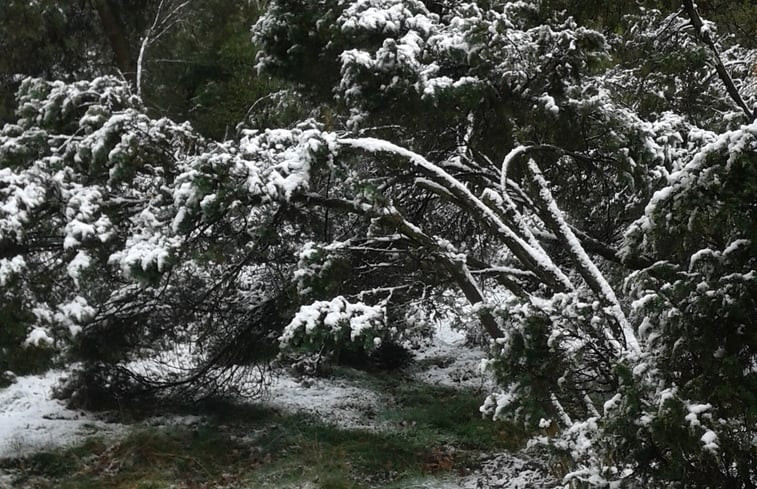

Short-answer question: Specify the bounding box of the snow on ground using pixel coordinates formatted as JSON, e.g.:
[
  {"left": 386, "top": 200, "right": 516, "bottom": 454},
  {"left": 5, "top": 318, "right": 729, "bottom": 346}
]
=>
[
  {"left": 0, "top": 370, "right": 123, "bottom": 459},
  {"left": 419, "top": 453, "right": 559, "bottom": 488},
  {"left": 412, "top": 321, "right": 495, "bottom": 391},
  {"left": 263, "top": 374, "right": 386, "bottom": 430},
  {"left": 381, "top": 452, "right": 559, "bottom": 489},
  {"left": 459, "top": 452, "right": 559, "bottom": 488},
  {"left": 0, "top": 324, "right": 558, "bottom": 487},
  {"left": 0, "top": 324, "right": 497, "bottom": 451},
  {"left": 408, "top": 325, "right": 559, "bottom": 488},
  {"left": 258, "top": 321, "right": 495, "bottom": 432}
]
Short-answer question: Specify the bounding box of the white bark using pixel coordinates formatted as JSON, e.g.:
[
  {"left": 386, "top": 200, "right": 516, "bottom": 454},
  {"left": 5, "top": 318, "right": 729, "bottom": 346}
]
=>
[{"left": 136, "top": 0, "right": 190, "bottom": 97}]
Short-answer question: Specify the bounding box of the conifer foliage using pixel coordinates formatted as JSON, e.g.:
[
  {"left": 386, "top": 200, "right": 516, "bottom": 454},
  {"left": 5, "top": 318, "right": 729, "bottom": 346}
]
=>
[{"left": 0, "top": 0, "right": 755, "bottom": 487}]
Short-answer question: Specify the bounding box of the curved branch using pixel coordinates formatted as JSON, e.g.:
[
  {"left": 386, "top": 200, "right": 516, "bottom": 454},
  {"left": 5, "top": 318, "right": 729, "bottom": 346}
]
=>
[
  {"left": 378, "top": 207, "right": 505, "bottom": 339},
  {"left": 293, "top": 192, "right": 506, "bottom": 338},
  {"left": 338, "top": 137, "right": 574, "bottom": 293},
  {"left": 524, "top": 158, "right": 641, "bottom": 356},
  {"left": 502, "top": 144, "right": 654, "bottom": 270}
]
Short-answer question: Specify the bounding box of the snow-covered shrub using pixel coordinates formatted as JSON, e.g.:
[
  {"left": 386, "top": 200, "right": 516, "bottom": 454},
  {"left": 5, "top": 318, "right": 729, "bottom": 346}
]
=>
[
  {"left": 613, "top": 124, "right": 757, "bottom": 486},
  {"left": 280, "top": 295, "right": 388, "bottom": 352},
  {"left": 481, "top": 122, "right": 757, "bottom": 488},
  {"left": 1, "top": 77, "right": 316, "bottom": 402},
  {"left": 257, "top": 1, "right": 756, "bottom": 487},
  {"left": 1, "top": 2, "right": 754, "bottom": 486}
]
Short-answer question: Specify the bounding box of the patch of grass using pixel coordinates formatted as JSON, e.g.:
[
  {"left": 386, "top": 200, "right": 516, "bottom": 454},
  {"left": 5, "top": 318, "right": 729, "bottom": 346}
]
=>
[
  {"left": 6, "top": 369, "right": 527, "bottom": 488},
  {"left": 2, "top": 437, "right": 106, "bottom": 480},
  {"left": 383, "top": 381, "right": 527, "bottom": 452},
  {"left": 243, "top": 408, "right": 442, "bottom": 487},
  {"left": 7, "top": 424, "right": 253, "bottom": 489},
  {"left": 7, "top": 402, "right": 455, "bottom": 489}
]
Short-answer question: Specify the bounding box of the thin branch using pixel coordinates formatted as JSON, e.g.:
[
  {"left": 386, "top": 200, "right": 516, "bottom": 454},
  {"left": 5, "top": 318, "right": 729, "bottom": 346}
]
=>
[
  {"left": 293, "top": 192, "right": 507, "bottom": 338},
  {"left": 682, "top": 0, "right": 756, "bottom": 121},
  {"left": 501, "top": 144, "right": 654, "bottom": 270},
  {"left": 137, "top": 0, "right": 190, "bottom": 97},
  {"left": 378, "top": 206, "right": 505, "bottom": 339},
  {"left": 339, "top": 137, "right": 574, "bottom": 292}
]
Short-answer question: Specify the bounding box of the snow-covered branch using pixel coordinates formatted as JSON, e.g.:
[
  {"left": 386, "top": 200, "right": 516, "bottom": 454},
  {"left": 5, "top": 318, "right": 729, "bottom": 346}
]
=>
[
  {"left": 682, "top": 0, "right": 756, "bottom": 121},
  {"left": 338, "top": 137, "right": 574, "bottom": 293},
  {"left": 524, "top": 158, "right": 641, "bottom": 356}
]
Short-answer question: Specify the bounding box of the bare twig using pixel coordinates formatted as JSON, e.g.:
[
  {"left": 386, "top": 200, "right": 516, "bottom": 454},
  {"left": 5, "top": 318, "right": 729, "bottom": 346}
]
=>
[
  {"left": 681, "top": 0, "right": 756, "bottom": 121},
  {"left": 136, "top": 0, "right": 191, "bottom": 97}
]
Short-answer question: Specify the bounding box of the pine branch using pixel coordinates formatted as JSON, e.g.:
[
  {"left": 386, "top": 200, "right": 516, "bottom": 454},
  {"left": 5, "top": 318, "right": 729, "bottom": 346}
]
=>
[{"left": 524, "top": 158, "right": 641, "bottom": 356}]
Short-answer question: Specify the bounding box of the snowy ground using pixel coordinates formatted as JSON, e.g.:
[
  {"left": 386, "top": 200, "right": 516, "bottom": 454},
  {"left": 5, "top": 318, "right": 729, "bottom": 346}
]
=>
[
  {"left": 409, "top": 452, "right": 558, "bottom": 489},
  {"left": 412, "top": 322, "right": 494, "bottom": 391},
  {"left": 264, "top": 374, "right": 386, "bottom": 430},
  {"left": 261, "top": 321, "right": 493, "bottom": 431},
  {"left": 0, "top": 323, "right": 558, "bottom": 487},
  {"left": 0, "top": 370, "right": 123, "bottom": 459},
  {"left": 0, "top": 368, "right": 387, "bottom": 459}
]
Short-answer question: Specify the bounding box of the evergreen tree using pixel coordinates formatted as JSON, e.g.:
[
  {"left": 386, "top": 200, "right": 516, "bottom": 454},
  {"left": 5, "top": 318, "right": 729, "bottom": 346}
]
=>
[{"left": 0, "top": 1, "right": 754, "bottom": 486}]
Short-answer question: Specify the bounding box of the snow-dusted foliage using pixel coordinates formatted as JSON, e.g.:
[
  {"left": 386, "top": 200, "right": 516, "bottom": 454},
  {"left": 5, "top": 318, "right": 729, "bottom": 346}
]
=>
[
  {"left": 1, "top": 76, "right": 195, "bottom": 348},
  {"left": 624, "top": 120, "right": 757, "bottom": 261},
  {"left": 280, "top": 295, "right": 388, "bottom": 351},
  {"left": 2, "top": 0, "right": 755, "bottom": 486},
  {"left": 0, "top": 77, "right": 337, "bottom": 400},
  {"left": 252, "top": 1, "right": 756, "bottom": 487}
]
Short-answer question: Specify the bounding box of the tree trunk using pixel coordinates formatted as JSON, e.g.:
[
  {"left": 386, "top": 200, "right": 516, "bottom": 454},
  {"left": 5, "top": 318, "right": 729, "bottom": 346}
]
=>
[{"left": 93, "top": 0, "right": 134, "bottom": 82}]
